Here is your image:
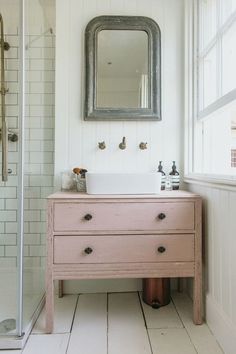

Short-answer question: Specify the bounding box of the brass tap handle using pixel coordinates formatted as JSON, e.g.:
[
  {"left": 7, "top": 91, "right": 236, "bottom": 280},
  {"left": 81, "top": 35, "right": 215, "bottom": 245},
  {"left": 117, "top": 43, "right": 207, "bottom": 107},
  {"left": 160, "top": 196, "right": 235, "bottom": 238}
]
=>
[
  {"left": 119, "top": 136, "right": 126, "bottom": 150},
  {"left": 98, "top": 141, "right": 106, "bottom": 150},
  {"left": 139, "top": 142, "right": 147, "bottom": 150}
]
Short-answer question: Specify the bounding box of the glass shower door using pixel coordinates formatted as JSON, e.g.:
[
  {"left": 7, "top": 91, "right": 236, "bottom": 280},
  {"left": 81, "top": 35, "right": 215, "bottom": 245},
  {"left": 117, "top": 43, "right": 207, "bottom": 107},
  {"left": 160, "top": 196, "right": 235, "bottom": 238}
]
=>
[
  {"left": 0, "top": 0, "right": 20, "bottom": 339},
  {"left": 22, "top": 0, "right": 55, "bottom": 332}
]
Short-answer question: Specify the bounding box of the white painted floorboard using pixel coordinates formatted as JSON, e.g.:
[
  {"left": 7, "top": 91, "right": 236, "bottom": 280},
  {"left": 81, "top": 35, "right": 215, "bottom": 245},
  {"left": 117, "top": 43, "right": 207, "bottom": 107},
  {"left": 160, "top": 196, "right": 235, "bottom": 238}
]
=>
[
  {"left": 149, "top": 328, "right": 197, "bottom": 354},
  {"left": 139, "top": 293, "right": 183, "bottom": 329},
  {"left": 67, "top": 293, "right": 107, "bottom": 354},
  {"left": 22, "top": 334, "right": 70, "bottom": 354},
  {"left": 172, "top": 292, "right": 224, "bottom": 354},
  {"left": 18, "top": 291, "right": 224, "bottom": 354},
  {"left": 32, "top": 295, "right": 78, "bottom": 334},
  {"left": 108, "top": 292, "right": 151, "bottom": 354}
]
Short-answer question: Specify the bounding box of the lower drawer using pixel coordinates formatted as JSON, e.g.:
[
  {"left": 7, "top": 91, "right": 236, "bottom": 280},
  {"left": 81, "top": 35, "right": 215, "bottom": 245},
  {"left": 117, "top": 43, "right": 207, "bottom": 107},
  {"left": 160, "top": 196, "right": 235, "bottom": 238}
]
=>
[{"left": 53, "top": 234, "right": 194, "bottom": 264}]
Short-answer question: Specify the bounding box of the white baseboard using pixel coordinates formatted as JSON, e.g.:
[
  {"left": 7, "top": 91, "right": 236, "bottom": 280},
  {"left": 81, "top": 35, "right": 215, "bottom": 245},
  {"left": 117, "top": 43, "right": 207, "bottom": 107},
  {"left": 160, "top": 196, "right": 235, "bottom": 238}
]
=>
[{"left": 206, "top": 294, "right": 236, "bottom": 354}]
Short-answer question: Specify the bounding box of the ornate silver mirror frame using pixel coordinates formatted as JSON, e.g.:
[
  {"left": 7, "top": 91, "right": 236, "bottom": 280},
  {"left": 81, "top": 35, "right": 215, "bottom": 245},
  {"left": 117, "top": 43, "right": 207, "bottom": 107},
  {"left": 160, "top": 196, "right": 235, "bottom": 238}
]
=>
[{"left": 84, "top": 16, "right": 161, "bottom": 121}]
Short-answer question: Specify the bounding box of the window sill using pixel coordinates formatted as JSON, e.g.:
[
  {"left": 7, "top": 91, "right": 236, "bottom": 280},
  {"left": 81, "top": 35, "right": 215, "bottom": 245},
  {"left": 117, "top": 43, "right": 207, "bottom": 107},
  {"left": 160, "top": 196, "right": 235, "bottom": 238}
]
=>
[{"left": 184, "top": 173, "right": 236, "bottom": 191}]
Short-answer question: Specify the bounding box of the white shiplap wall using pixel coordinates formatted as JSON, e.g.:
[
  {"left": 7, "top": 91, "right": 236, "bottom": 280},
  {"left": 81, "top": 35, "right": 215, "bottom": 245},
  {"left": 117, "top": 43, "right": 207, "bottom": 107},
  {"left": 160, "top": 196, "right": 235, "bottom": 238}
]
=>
[
  {"left": 55, "top": 0, "right": 184, "bottom": 293},
  {"left": 55, "top": 0, "right": 184, "bottom": 187},
  {"left": 187, "top": 183, "right": 236, "bottom": 354}
]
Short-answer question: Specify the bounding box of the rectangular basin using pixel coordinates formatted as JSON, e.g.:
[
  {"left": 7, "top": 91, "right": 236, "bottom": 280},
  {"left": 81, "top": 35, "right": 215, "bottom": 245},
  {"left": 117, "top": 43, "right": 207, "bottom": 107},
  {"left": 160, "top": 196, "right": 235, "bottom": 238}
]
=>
[{"left": 86, "top": 172, "right": 161, "bottom": 195}]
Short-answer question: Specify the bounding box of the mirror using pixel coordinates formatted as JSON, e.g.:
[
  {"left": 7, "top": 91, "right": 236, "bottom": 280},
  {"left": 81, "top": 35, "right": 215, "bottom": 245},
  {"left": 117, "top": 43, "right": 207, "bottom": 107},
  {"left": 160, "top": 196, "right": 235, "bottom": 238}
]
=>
[{"left": 84, "top": 16, "right": 161, "bottom": 121}]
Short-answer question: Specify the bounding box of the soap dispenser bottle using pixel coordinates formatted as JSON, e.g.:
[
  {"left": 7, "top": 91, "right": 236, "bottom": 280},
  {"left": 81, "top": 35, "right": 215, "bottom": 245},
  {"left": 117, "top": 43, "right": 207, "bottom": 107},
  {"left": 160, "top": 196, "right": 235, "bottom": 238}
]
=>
[
  {"left": 169, "top": 161, "right": 180, "bottom": 190},
  {"left": 158, "top": 161, "right": 166, "bottom": 190}
]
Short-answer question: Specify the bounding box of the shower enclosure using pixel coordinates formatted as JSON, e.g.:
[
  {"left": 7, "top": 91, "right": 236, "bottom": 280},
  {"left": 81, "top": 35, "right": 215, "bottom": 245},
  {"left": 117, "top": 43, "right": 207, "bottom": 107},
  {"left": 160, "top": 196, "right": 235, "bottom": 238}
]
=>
[{"left": 0, "top": 0, "right": 55, "bottom": 348}]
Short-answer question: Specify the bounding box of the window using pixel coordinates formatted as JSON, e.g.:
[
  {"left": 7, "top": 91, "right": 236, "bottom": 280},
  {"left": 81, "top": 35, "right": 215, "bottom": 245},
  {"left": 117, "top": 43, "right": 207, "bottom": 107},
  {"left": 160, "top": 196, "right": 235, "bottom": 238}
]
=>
[{"left": 185, "top": 0, "right": 236, "bottom": 179}]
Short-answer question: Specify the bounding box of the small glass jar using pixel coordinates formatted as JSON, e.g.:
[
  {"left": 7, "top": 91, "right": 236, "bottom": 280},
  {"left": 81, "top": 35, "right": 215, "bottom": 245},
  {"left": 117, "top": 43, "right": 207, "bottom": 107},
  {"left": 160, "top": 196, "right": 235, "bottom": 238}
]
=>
[
  {"left": 61, "top": 171, "right": 75, "bottom": 191},
  {"left": 76, "top": 176, "right": 86, "bottom": 192}
]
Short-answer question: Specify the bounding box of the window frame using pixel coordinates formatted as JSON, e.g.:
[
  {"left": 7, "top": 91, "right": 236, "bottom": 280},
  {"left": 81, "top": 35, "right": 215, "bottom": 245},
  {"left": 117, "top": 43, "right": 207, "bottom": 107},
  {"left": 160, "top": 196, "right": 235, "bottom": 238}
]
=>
[
  {"left": 184, "top": 0, "right": 236, "bottom": 188},
  {"left": 197, "top": 2, "right": 236, "bottom": 119}
]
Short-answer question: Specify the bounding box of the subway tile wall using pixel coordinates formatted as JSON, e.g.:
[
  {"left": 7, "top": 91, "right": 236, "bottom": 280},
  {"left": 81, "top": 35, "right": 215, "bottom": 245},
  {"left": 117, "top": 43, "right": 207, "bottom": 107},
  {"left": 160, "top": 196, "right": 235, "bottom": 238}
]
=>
[{"left": 0, "top": 26, "right": 55, "bottom": 268}]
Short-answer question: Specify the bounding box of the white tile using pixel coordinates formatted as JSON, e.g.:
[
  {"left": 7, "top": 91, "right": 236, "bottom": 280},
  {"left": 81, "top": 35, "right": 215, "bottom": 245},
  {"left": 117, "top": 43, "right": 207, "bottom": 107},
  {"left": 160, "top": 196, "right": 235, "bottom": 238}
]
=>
[
  {"left": 5, "top": 93, "right": 18, "bottom": 105},
  {"left": 0, "top": 211, "right": 16, "bottom": 222},
  {"left": 5, "top": 245, "right": 17, "bottom": 257},
  {"left": 140, "top": 294, "right": 183, "bottom": 329},
  {"left": 0, "top": 258, "right": 16, "bottom": 267},
  {"left": 5, "top": 199, "right": 17, "bottom": 210},
  {"left": 67, "top": 293, "right": 107, "bottom": 354},
  {"left": 24, "top": 234, "right": 41, "bottom": 245},
  {"left": 27, "top": 47, "right": 42, "bottom": 59},
  {"left": 24, "top": 210, "right": 41, "bottom": 222},
  {"left": 172, "top": 292, "right": 223, "bottom": 354},
  {"left": 0, "top": 246, "right": 4, "bottom": 256},
  {"left": 0, "top": 187, "right": 17, "bottom": 198},
  {"left": 5, "top": 222, "right": 17, "bottom": 233},
  {"left": 26, "top": 70, "right": 41, "bottom": 82},
  {"left": 22, "top": 334, "right": 69, "bottom": 354},
  {"left": 29, "top": 245, "right": 46, "bottom": 257},
  {"left": 23, "top": 257, "right": 40, "bottom": 267},
  {"left": 108, "top": 292, "right": 152, "bottom": 354},
  {"left": 0, "top": 234, "right": 16, "bottom": 245},
  {"left": 149, "top": 328, "right": 197, "bottom": 354},
  {"left": 30, "top": 82, "right": 54, "bottom": 94},
  {"left": 6, "top": 47, "right": 18, "bottom": 59},
  {"left": 33, "top": 295, "right": 78, "bottom": 334}
]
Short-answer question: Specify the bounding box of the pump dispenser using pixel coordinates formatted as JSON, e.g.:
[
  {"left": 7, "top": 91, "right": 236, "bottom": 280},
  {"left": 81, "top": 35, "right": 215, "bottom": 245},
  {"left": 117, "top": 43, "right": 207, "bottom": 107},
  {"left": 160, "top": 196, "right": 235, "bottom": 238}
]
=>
[
  {"left": 157, "top": 161, "right": 166, "bottom": 190},
  {"left": 169, "top": 161, "right": 179, "bottom": 190}
]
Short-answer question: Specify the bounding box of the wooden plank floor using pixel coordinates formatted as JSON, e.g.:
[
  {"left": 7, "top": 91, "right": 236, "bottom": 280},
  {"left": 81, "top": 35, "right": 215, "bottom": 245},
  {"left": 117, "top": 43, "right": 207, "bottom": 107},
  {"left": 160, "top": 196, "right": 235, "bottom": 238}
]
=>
[{"left": 19, "top": 292, "right": 223, "bottom": 354}]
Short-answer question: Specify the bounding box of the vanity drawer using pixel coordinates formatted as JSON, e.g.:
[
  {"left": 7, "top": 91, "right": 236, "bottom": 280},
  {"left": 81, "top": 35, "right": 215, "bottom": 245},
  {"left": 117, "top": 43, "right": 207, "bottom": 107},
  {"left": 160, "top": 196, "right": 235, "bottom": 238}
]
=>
[
  {"left": 53, "top": 202, "right": 194, "bottom": 232},
  {"left": 53, "top": 234, "right": 194, "bottom": 264}
]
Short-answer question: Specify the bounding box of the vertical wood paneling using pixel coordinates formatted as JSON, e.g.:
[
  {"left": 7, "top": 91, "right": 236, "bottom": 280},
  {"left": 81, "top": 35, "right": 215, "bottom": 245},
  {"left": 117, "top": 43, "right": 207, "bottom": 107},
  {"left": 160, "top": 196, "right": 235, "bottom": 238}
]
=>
[
  {"left": 55, "top": 0, "right": 184, "bottom": 181},
  {"left": 188, "top": 183, "right": 236, "bottom": 330},
  {"left": 219, "top": 190, "right": 231, "bottom": 317},
  {"left": 229, "top": 192, "right": 236, "bottom": 324}
]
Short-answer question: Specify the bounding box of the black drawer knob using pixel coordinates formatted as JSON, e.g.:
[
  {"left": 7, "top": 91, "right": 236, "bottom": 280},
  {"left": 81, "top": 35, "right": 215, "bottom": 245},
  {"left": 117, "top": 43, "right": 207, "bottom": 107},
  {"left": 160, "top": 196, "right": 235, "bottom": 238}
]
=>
[
  {"left": 84, "top": 214, "right": 92, "bottom": 221},
  {"left": 84, "top": 247, "right": 93, "bottom": 254},
  {"left": 158, "top": 246, "right": 166, "bottom": 253},
  {"left": 158, "top": 213, "right": 166, "bottom": 220}
]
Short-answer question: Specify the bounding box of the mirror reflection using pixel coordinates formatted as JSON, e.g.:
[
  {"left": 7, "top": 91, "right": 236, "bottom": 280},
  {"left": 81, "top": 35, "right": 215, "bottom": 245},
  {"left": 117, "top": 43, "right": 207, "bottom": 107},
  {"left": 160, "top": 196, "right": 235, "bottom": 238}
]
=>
[{"left": 97, "top": 30, "right": 149, "bottom": 109}]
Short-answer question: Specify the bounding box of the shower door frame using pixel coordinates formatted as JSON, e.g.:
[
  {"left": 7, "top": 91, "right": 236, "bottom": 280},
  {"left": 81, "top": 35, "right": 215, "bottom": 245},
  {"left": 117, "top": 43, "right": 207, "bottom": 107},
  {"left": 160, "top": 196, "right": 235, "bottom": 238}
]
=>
[{"left": 0, "top": 0, "right": 45, "bottom": 348}]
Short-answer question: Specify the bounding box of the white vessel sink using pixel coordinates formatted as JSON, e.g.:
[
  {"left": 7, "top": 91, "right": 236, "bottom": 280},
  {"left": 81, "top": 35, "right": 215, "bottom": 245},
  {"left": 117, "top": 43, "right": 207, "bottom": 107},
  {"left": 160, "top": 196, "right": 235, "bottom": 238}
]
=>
[{"left": 86, "top": 172, "right": 161, "bottom": 195}]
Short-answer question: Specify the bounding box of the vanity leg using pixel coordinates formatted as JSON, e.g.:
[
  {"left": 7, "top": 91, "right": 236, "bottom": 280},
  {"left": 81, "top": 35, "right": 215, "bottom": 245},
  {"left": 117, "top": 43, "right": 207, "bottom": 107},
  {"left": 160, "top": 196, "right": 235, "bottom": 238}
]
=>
[
  {"left": 46, "top": 277, "right": 54, "bottom": 333},
  {"left": 58, "top": 280, "right": 63, "bottom": 298},
  {"left": 193, "top": 272, "right": 202, "bottom": 324}
]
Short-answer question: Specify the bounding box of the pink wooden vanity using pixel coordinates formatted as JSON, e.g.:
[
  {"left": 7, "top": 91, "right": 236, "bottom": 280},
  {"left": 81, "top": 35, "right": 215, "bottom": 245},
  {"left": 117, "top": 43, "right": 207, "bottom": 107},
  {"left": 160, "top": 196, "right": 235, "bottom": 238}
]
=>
[{"left": 46, "top": 191, "right": 202, "bottom": 333}]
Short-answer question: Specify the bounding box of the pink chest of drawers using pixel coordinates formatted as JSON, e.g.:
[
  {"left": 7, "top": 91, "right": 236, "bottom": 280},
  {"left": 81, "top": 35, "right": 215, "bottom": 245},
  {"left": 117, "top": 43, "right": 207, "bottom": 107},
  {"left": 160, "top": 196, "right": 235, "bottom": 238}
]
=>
[{"left": 46, "top": 191, "right": 202, "bottom": 333}]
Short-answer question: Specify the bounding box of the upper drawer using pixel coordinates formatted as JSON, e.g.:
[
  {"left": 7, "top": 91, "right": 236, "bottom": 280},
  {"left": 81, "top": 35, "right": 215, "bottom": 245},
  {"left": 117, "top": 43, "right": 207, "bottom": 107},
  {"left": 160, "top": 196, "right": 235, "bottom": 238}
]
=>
[{"left": 53, "top": 201, "right": 194, "bottom": 232}]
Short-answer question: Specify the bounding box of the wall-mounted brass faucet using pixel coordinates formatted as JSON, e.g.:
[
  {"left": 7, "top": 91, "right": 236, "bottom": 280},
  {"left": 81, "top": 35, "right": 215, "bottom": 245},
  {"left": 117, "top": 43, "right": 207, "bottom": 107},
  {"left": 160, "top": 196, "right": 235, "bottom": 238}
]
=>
[
  {"left": 119, "top": 137, "right": 126, "bottom": 150},
  {"left": 98, "top": 141, "right": 106, "bottom": 150}
]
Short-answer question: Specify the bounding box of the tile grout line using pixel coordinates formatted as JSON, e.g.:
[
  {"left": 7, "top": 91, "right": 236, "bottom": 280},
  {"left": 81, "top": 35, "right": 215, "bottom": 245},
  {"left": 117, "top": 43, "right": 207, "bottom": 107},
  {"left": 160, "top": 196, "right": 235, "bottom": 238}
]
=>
[
  {"left": 65, "top": 294, "right": 80, "bottom": 354},
  {"left": 137, "top": 291, "right": 154, "bottom": 354}
]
